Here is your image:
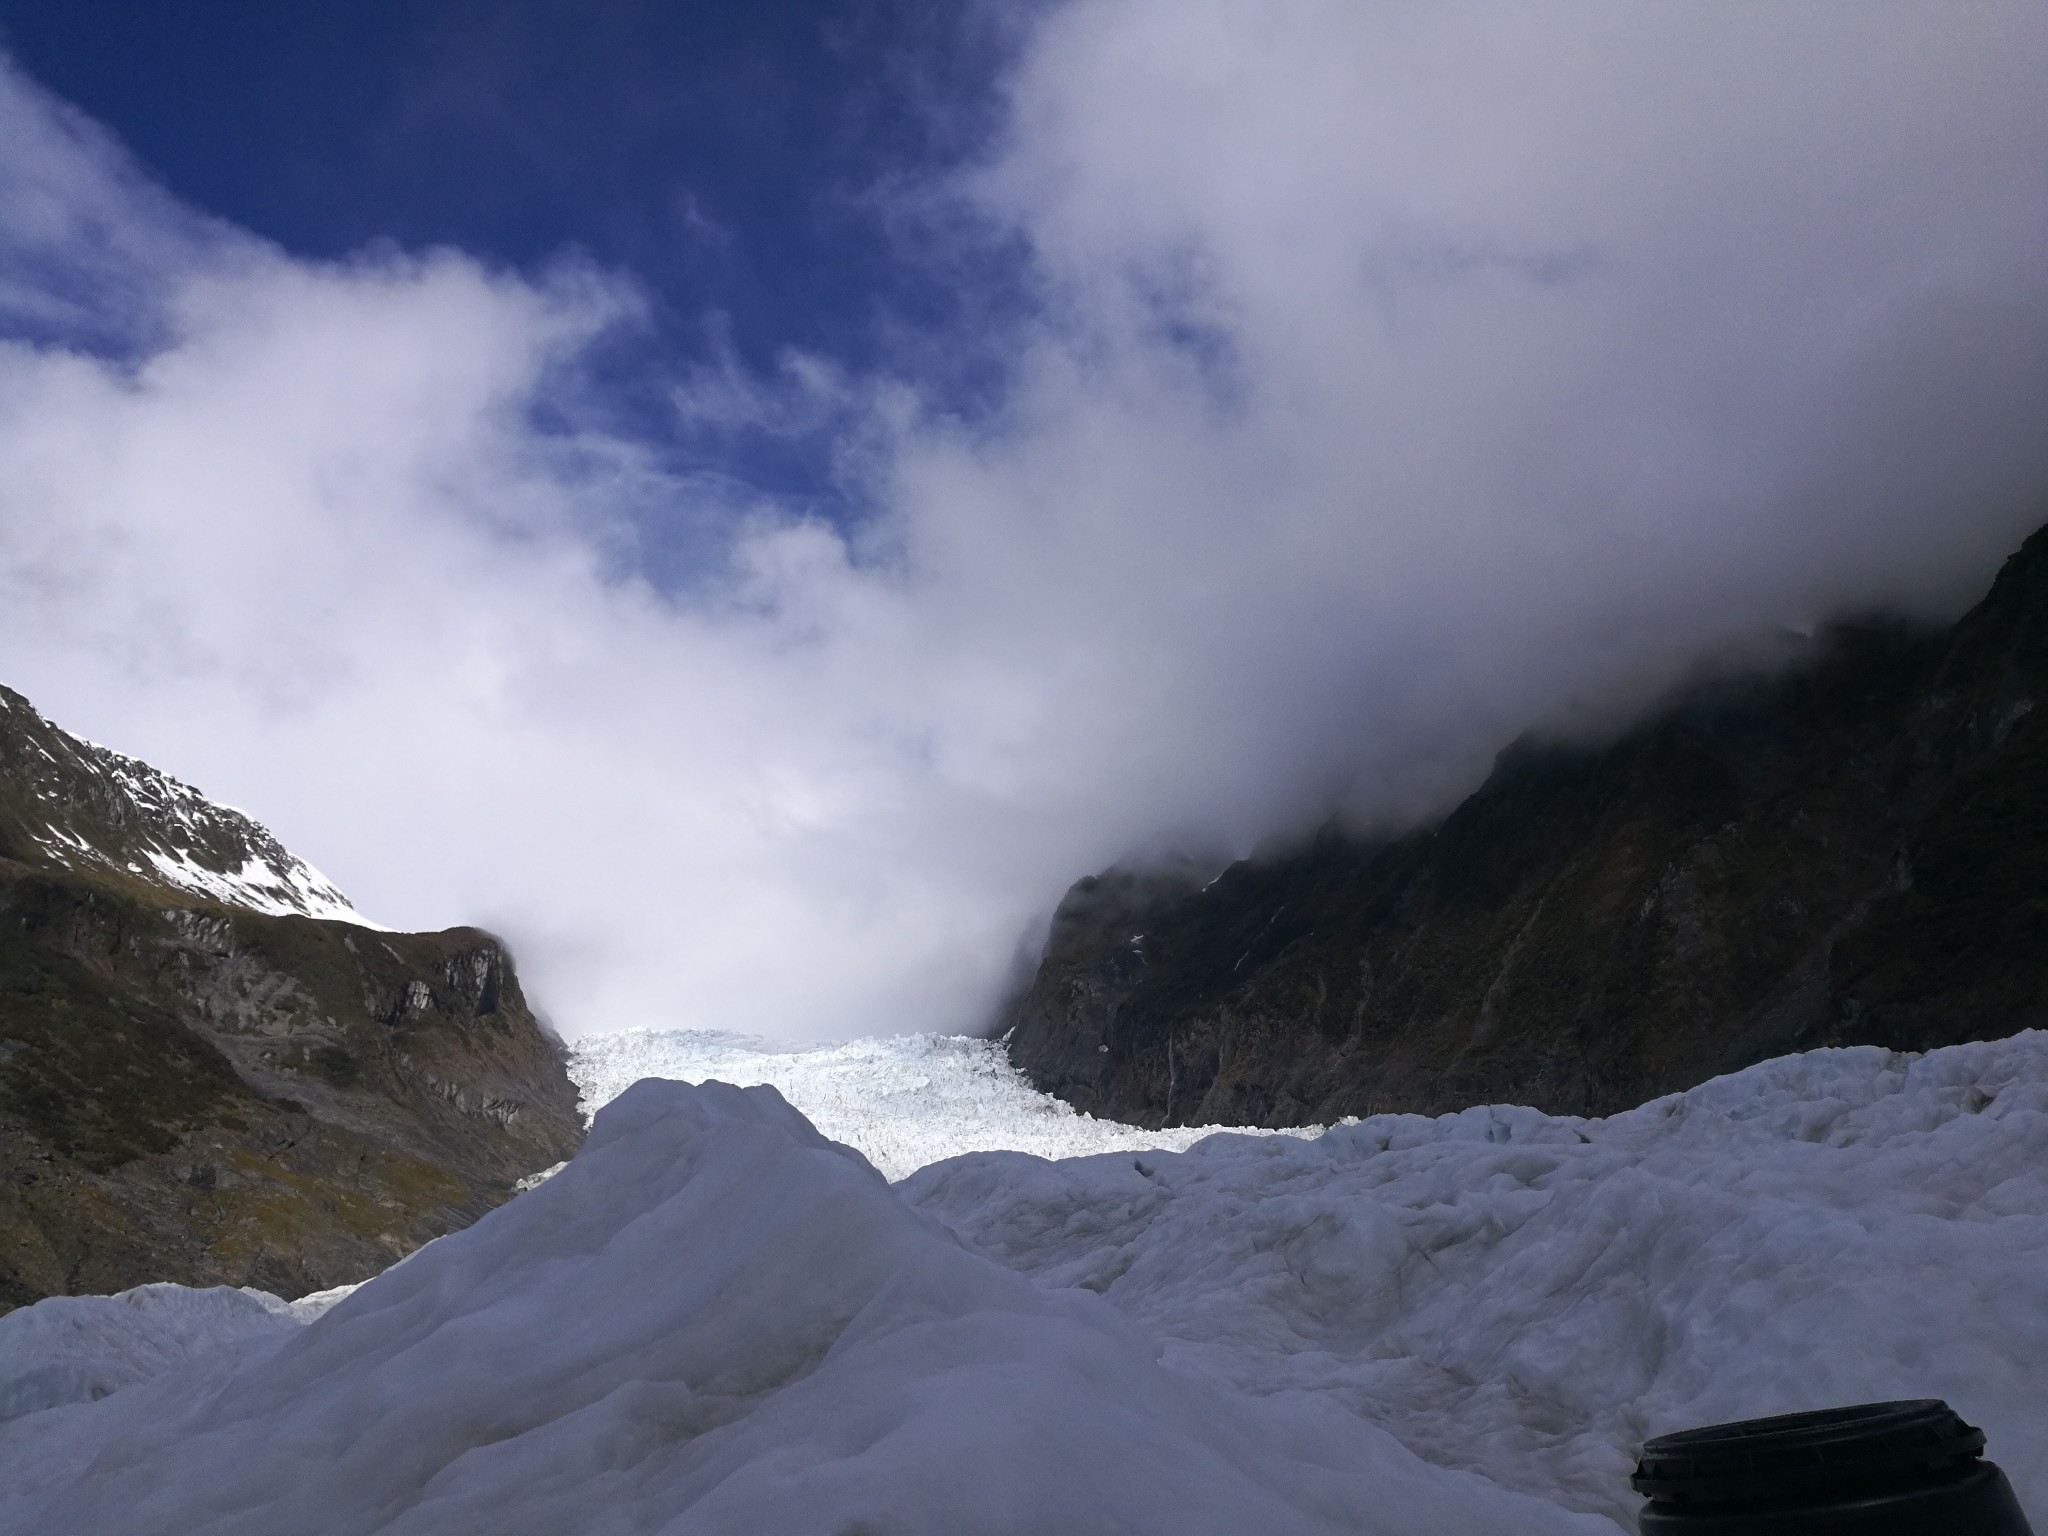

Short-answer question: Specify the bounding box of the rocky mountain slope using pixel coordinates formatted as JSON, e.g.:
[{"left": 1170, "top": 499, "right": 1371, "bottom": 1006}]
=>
[
  {"left": 0, "top": 687, "right": 582, "bottom": 1311},
  {"left": 1006, "top": 520, "right": 2048, "bottom": 1128}
]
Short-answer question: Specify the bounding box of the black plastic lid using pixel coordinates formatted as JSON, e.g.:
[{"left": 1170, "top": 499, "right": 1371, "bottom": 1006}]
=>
[{"left": 1632, "top": 1401, "right": 1987, "bottom": 1508}]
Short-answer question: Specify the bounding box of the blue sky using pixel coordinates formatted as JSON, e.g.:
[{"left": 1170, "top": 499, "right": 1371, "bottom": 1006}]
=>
[
  {"left": 0, "top": 4, "right": 2044, "bottom": 1042},
  {"left": 0, "top": 0, "right": 1026, "bottom": 507}
]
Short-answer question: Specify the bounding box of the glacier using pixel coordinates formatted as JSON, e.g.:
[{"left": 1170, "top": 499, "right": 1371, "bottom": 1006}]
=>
[
  {"left": 0, "top": 1030, "right": 2042, "bottom": 1532},
  {"left": 569, "top": 1028, "right": 1332, "bottom": 1180}
]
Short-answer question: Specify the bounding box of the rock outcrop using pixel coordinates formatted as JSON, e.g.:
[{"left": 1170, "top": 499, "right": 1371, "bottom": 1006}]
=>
[
  {"left": 1005, "top": 520, "right": 2048, "bottom": 1128},
  {"left": 0, "top": 686, "right": 582, "bottom": 1311}
]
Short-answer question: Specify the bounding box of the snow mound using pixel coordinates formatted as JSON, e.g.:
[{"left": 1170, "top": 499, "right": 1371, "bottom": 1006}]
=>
[
  {"left": 0, "top": 1078, "right": 1600, "bottom": 1535},
  {"left": 569, "top": 1028, "right": 1328, "bottom": 1180},
  {"left": 902, "top": 1030, "right": 2048, "bottom": 1527}
]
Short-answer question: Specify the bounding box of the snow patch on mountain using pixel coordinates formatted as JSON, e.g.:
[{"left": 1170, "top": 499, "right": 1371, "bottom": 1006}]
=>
[
  {"left": 0, "top": 685, "right": 383, "bottom": 927},
  {"left": 136, "top": 844, "right": 371, "bottom": 926},
  {"left": 69, "top": 736, "right": 381, "bottom": 925}
]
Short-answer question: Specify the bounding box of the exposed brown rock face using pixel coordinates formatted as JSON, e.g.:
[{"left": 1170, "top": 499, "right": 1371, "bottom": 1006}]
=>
[
  {"left": 0, "top": 687, "right": 582, "bottom": 1312},
  {"left": 1005, "top": 521, "right": 2048, "bottom": 1129}
]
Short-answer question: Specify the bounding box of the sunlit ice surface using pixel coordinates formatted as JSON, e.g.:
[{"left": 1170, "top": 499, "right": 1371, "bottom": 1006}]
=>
[{"left": 568, "top": 1029, "right": 1329, "bottom": 1182}]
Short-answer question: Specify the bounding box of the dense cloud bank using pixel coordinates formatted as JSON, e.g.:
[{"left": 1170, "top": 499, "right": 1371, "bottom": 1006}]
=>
[{"left": 1, "top": 3, "right": 2045, "bottom": 1040}]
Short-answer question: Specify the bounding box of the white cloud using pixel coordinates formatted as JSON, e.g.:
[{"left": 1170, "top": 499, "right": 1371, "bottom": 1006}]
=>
[{"left": 0, "top": 6, "right": 2045, "bottom": 1042}]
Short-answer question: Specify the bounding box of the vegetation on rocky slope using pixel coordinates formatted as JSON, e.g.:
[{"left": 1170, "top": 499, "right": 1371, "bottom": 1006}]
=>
[{"left": 0, "top": 692, "right": 582, "bottom": 1311}]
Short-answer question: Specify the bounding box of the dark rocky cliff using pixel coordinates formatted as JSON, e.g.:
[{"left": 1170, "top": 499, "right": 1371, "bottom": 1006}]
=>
[
  {"left": 0, "top": 686, "right": 582, "bottom": 1311},
  {"left": 1006, "top": 521, "right": 2048, "bottom": 1128}
]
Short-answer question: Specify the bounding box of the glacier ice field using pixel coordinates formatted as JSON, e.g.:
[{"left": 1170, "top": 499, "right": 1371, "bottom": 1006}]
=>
[
  {"left": 568, "top": 1028, "right": 1335, "bottom": 1180},
  {"left": 1, "top": 1027, "right": 2044, "bottom": 1533}
]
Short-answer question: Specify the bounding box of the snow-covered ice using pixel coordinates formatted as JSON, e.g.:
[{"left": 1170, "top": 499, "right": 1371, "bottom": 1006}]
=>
[
  {"left": 0, "top": 1282, "right": 358, "bottom": 1424},
  {"left": 569, "top": 1028, "right": 1329, "bottom": 1180},
  {"left": 2, "top": 1031, "right": 2044, "bottom": 1533},
  {"left": 905, "top": 1032, "right": 2048, "bottom": 1525},
  {"left": 0, "top": 1078, "right": 1601, "bottom": 1534}
]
